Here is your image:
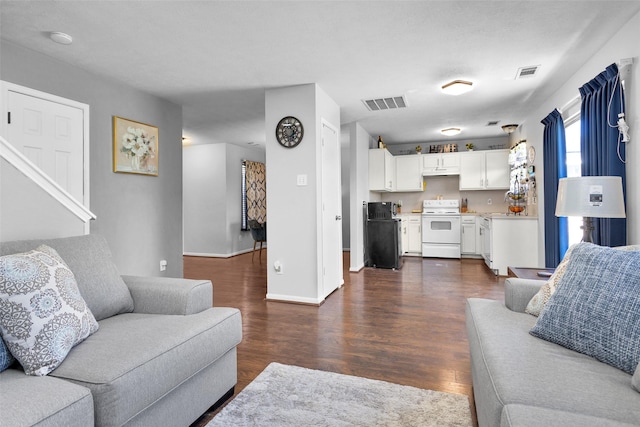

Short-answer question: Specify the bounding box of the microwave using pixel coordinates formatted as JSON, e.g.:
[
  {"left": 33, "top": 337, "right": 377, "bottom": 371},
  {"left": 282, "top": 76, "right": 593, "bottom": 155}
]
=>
[{"left": 367, "top": 202, "right": 397, "bottom": 220}]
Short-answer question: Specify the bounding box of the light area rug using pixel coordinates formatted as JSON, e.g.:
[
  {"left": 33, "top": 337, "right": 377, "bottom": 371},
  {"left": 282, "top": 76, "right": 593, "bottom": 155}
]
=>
[{"left": 207, "top": 362, "right": 472, "bottom": 427}]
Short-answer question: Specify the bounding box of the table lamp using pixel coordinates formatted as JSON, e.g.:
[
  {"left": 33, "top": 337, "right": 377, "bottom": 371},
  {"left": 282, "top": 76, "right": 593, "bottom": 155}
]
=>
[{"left": 555, "top": 176, "right": 626, "bottom": 243}]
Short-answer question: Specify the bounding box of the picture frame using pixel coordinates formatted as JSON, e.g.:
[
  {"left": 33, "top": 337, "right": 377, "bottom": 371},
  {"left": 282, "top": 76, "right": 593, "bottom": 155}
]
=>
[{"left": 113, "top": 116, "right": 158, "bottom": 176}]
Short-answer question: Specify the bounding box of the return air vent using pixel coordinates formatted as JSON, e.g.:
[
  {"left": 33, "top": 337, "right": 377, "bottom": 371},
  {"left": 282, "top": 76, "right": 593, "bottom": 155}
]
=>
[
  {"left": 516, "top": 65, "right": 540, "bottom": 79},
  {"left": 362, "top": 95, "right": 408, "bottom": 111}
]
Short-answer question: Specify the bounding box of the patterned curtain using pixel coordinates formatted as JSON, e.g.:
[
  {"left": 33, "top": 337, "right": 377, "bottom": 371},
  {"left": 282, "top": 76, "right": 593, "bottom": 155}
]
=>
[{"left": 245, "top": 161, "right": 266, "bottom": 223}]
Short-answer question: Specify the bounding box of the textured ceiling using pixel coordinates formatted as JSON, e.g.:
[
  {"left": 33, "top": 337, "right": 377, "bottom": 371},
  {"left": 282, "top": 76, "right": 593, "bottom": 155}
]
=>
[{"left": 2, "top": 1, "right": 639, "bottom": 147}]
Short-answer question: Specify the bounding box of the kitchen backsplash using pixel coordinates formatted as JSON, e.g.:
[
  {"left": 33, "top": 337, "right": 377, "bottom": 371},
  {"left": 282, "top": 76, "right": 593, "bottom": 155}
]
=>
[{"left": 374, "top": 175, "right": 534, "bottom": 214}]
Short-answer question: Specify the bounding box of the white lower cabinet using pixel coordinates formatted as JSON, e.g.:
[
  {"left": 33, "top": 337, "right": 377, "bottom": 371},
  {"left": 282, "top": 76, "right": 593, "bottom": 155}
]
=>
[
  {"left": 461, "top": 216, "right": 477, "bottom": 255},
  {"left": 400, "top": 214, "right": 421, "bottom": 256},
  {"left": 483, "top": 216, "right": 539, "bottom": 275}
]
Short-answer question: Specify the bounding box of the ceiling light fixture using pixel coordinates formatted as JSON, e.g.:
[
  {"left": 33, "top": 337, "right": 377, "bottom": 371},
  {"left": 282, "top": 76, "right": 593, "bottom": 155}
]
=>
[
  {"left": 441, "top": 127, "right": 461, "bottom": 136},
  {"left": 501, "top": 124, "right": 519, "bottom": 134},
  {"left": 50, "top": 32, "right": 73, "bottom": 45},
  {"left": 441, "top": 80, "right": 474, "bottom": 96}
]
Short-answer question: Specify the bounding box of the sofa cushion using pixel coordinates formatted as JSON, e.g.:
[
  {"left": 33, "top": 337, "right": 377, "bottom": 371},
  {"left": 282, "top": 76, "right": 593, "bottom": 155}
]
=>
[
  {"left": 0, "top": 337, "right": 15, "bottom": 372},
  {"left": 0, "top": 368, "right": 94, "bottom": 427},
  {"left": 501, "top": 404, "right": 640, "bottom": 427},
  {"left": 0, "top": 234, "right": 134, "bottom": 321},
  {"left": 0, "top": 245, "right": 99, "bottom": 376},
  {"left": 530, "top": 243, "right": 640, "bottom": 375},
  {"left": 525, "top": 244, "right": 577, "bottom": 316},
  {"left": 466, "top": 298, "right": 640, "bottom": 426},
  {"left": 633, "top": 363, "right": 640, "bottom": 393},
  {"left": 51, "top": 308, "right": 242, "bottom": 427}
]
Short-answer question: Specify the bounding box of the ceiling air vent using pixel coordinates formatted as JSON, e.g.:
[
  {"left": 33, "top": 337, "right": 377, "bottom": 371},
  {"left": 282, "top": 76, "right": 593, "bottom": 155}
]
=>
[
  {"left": 516, "top": 65, "right": 540, "bottom": 79},
  {"left": 362, "top": 95, "right": 408, "bottom": 111},
  {"left": 486, "top": 120, "right": 500, "bottom": 126}
]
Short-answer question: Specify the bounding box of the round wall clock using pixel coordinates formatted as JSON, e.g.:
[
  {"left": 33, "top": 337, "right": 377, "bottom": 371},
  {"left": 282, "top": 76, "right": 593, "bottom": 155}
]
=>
[
  {"left": 276, "top": 116, "right": 304, "bottom": 148},
  {"left": 527, "top": 146, "right": 536, "bottom": 164}
]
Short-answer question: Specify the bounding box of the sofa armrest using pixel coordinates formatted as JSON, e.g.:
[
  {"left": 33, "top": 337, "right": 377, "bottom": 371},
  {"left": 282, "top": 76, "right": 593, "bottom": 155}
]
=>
[
  {"left": 504, "top": 278, "right": 545, "bottom": 313},
  {"left": 121, "top": 275, "right": 213, "bottom": 315}
]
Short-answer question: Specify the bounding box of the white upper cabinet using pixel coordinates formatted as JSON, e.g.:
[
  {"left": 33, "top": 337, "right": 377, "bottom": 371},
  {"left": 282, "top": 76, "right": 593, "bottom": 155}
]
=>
[
  {"left": 369, "top": 148, "right": 395, "bottom": 191},
  {"left": 459, "top": 150, "right": 510, "bottom": 190},
  {"left": 395, "top": 155, "right": 423, "bottom": 191},
  {"left": 422, "top": 152, "right": 460, "bottom": 176}
]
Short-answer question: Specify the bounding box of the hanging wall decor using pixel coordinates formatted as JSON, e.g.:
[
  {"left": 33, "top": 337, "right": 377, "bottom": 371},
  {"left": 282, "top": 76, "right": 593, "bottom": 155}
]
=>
[{"left": 113, "top": 116, "right": 158, "bottom": 176}]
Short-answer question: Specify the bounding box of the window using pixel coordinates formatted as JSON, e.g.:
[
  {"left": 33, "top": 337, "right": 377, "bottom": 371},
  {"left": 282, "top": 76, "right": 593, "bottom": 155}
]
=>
[{"left": 564, "top": 118, "right": 582, "bottom": 245}]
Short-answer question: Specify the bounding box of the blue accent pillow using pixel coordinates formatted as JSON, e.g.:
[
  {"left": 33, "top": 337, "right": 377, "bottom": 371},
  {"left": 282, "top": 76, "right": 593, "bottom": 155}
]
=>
[
  {"left": 0, "top": 337, "right": 15, "bottom": 371},
  {"left": 530, "top": 243, "right": 640, "bottom": 375}
]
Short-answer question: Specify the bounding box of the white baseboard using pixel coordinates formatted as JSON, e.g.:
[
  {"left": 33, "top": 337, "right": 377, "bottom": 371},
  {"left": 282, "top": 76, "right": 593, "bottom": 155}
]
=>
[
  {"left": 183, "top": 247, "right": 256, "bottom": 258},
  {"left": 265, "top": 293, "right": 324, "bottom": 305}
]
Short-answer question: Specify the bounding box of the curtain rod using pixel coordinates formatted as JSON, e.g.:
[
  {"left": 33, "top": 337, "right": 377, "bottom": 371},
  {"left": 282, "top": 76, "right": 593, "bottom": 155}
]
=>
[{"left": 559, "top": 95, "right": 580, "bottom": 116}]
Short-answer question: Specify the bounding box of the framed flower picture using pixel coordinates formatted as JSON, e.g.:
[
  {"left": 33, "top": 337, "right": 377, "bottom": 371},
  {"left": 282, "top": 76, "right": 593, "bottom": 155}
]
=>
[{"left": 113, "top": 116, "right": 158, "bottom": 176}]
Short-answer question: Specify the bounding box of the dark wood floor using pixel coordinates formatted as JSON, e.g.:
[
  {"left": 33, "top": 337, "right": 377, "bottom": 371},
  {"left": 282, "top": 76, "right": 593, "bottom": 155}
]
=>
[{"left": 186, "top": 252, "right": 505, "bottom": 426}]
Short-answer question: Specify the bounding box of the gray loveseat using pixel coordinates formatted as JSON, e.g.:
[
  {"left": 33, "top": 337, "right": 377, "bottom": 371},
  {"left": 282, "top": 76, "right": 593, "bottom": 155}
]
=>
[
  {"left": 466, "top": 278, "right": 640, "bottom": 427},
  {"left": 0, "top": 234, "right": 242, "bottom": 426}
]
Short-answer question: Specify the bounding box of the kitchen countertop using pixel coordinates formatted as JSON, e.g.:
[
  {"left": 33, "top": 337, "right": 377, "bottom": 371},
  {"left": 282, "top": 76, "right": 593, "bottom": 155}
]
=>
[{"left": 480, "top": 212, "right": 538, "bottom": 219}]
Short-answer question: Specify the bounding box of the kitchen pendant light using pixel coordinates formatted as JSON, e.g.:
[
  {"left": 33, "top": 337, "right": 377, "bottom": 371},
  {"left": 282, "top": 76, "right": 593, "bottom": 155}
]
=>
[
  {"left": 441, "top": 80, "right": 473, "bottom": 96},
  {"left": 441, "top": 127, "right": 461, "bottom": 136}
]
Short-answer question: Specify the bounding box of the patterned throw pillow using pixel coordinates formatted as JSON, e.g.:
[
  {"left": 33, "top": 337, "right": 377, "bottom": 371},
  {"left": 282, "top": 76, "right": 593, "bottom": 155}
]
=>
[
  {"left": 525, "top": 244, "right": 640, "bottom": 317},
  {"left": 525, "top": 244, "right": 578, "bottom": 316},
  {"left": 0, "top": 336, "right": 15, "bottom": 372},
  {"left": 530, "top": 243, "right": 640, "bottom": 375},
  {"left": 0, "top": 245, "right": 99, "bottom": 376}
]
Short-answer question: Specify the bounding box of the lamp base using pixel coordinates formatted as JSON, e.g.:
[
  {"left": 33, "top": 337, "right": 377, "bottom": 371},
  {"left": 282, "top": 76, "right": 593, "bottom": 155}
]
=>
[{"left": 581, "top": 217, "right": 594, "bottom": 243}]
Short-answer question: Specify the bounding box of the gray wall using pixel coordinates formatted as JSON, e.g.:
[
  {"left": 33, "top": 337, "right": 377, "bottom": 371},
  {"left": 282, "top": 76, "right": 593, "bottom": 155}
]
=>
[
  {"left": 1, "top": 41, "right": 184, "bottom": 277},
  {"left": 183, "top": 142, "right": 265, "bottom": 256}
]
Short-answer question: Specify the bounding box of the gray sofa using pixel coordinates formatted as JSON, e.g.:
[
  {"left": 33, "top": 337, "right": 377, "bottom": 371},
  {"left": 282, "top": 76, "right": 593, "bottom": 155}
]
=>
[
  {"left": 466, "top": 278, "right": 640, "bottom": 427},
  {"left": 0, "top": 234, "right": 242, "bottom": 427}
]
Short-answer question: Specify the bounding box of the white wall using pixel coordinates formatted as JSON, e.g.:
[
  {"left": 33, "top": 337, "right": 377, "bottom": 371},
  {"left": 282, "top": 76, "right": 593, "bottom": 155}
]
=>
[
  {"left": 1, "top": 41, "right": 184, "bottom": 277},
  {"left": 347, "top": 122, "right": 373, "bottom": 271},
  {"left": 183, "top": 143, "right": 265, "bottom": 256},
  {"left": 1, "top": 159, "right": 85, "bottom": 240},
  {"left": 265, "top": 83, "right": 341, "bottom": 304},
  {"left": 518, "top": 9, "right": 640, "bottom": 263}
]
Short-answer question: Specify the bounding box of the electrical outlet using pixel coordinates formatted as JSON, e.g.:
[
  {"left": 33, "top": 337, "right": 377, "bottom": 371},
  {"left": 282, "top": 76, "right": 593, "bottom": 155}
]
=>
[
  {"left": 487, "top": 198, "right": 492, "bottom": 205},
  {"left": 274, "top": 261, "right": 283, "bottom": 274},
  {"left": 160, "top": 260, "right": 167, "bottom": 272}
]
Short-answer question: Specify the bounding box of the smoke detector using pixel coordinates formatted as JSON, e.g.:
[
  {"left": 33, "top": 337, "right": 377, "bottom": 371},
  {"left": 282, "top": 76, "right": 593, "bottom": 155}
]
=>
[{"left": 50, "top": 32, "right": 73, "bottom": 45}]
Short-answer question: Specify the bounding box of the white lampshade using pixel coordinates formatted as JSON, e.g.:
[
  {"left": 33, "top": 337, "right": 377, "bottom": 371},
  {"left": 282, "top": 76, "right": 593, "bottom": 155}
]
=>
[{"left": 556, "top": 176, "right": 626, "bottom": 218}]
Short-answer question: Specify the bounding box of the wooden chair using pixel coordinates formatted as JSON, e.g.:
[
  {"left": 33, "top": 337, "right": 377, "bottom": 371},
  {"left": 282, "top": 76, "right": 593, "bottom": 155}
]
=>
[{"left": 248, "top": 219, "right": 266, "bottom": 263}]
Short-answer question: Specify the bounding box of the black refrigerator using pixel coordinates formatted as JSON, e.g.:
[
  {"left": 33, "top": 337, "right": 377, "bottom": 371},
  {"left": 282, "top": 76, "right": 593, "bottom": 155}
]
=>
[{"left": 364, "top": 202, "right": 403, "bottom": 269}]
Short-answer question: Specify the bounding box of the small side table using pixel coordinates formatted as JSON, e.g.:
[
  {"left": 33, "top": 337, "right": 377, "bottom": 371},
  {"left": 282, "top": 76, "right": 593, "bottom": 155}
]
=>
[{"left": 507, "top": 267, "right": 555, "bottom": 281}]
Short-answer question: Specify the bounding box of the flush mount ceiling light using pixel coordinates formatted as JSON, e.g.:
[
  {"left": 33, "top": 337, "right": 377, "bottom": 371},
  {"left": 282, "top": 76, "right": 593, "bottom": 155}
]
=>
[
  {"left": 440, "top": 127, "right": 461, "bottom": 136},
  {"left": 501, "top": 124, "right": 519, "bottom": 134},
  {"left": 441, "top": 80, "right": 474, "bottom": 96},
  {"left": 50, "top": 32, "right": 73, "bottom": 45}
]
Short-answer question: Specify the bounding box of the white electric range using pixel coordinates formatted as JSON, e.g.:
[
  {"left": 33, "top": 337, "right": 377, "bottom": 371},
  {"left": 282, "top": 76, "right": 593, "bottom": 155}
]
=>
[{"left": 421, "top": 199, "right": 461, "bottom": 259}]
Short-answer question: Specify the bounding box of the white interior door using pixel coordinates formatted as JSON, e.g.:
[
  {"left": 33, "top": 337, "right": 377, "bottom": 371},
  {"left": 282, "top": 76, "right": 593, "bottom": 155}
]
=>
[
  {"left": 321, "top": 120, "right": 343, "bottom": 299},
  {"left": 6, "top": 89, "right": 85, "bottom": 203}
]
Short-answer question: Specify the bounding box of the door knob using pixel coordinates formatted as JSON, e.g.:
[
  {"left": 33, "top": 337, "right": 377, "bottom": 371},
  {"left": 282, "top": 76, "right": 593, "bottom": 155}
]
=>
[{"left": 335, "top": 215, "right": 342, "bottom": 220}]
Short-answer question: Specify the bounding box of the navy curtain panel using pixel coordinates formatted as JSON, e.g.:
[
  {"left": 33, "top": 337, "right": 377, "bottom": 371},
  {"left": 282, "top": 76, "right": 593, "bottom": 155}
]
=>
[
  {"left": 541, "top": 109, "right": 568, "bottom": 267},
  {"left": 579, "top": 63, "right": 626, "bottom": 247}
]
